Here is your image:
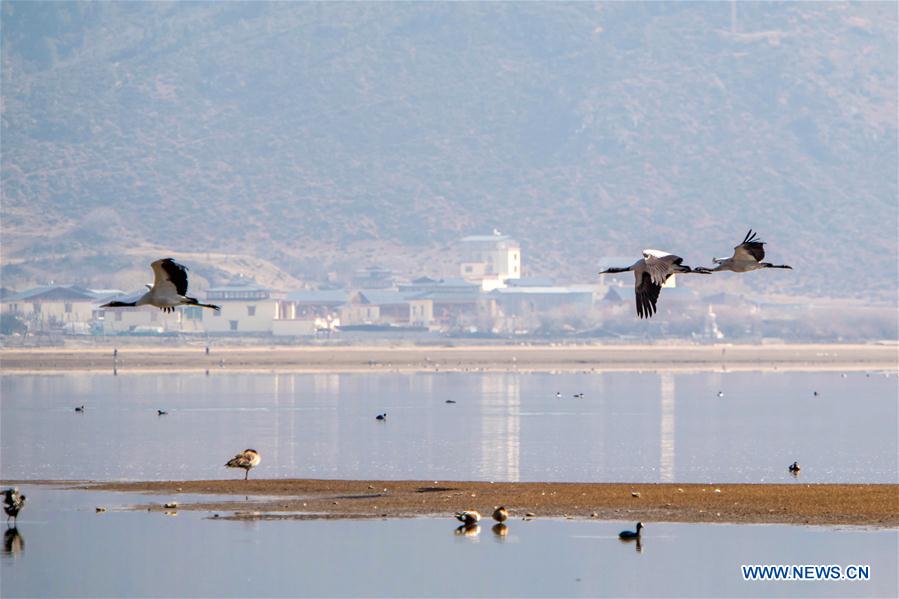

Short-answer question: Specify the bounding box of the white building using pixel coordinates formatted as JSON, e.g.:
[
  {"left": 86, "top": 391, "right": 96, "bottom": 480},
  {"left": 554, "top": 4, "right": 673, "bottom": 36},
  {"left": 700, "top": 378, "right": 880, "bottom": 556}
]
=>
[
  {"left": 203, "top": 282, "right": 286, "bottom": 334},
  {"left": 458, "top": 232, "right": 521, "bottom": 290},
  {"left": 97, "top": 292, "right": 204, "bottom": 335},
  {"left": 2, "top": 285, "right": 99, "bottom": 332}
]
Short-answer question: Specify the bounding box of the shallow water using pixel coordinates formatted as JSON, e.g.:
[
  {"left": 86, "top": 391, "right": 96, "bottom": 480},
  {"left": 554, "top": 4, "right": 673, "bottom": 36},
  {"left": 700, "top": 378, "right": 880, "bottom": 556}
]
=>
[
  {"left": 0, "top": 370, "right": 896, "bottom": 483},
  {"left": 1, "top": 486, "right": 895, "bottom": 598}
]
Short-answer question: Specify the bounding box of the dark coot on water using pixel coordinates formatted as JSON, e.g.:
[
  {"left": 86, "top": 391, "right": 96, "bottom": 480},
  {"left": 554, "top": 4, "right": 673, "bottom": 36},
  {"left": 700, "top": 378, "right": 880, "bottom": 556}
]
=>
[{"left": 619, "top": 522, "right": 643, "bottom": 539}]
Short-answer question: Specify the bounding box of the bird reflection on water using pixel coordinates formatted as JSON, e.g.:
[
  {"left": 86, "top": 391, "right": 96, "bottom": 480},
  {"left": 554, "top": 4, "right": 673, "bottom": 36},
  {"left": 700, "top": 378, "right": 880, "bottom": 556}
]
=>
[
  {"left": 454, "top": 524, "right": 480, "bottom": 537},
  {"left": 619, "top": 536, "right": 643, "bottom": 553},
  {"left": 2, "top": 527, "right": 24, "bottom": 558},
  {"left": 491, "top": 523, "right": 508, "bottom": 539}
]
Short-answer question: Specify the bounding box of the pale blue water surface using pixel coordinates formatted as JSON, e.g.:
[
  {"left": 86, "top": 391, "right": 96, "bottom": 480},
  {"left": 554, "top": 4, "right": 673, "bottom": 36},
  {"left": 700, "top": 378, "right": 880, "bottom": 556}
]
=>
[
  {"left": 1, "top": 371, "right": 896, "bottom": 483},
  {"left": 1, "top": 486, "right": 896, "bottom": 598}
]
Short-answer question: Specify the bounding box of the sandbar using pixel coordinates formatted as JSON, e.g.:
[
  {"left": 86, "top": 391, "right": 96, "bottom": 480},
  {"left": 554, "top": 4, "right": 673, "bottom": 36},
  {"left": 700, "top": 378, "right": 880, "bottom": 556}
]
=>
[
  {"left": 1, "top": 343, "right": 896, "bottom": 373},
  {"left": 37, "top": 479, "right": 899, "bottom": 527}
]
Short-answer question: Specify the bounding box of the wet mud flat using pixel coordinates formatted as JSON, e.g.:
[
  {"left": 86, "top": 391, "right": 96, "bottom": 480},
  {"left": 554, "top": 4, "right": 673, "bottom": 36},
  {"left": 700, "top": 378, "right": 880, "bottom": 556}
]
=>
[{"left": 62, "top": 479, "right": 899, "bottom": 527}]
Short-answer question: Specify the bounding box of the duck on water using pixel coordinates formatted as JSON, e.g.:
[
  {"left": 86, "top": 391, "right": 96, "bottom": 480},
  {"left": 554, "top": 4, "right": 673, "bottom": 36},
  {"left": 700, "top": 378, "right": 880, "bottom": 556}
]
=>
[{"left": 619, "top": 522, "right": 643, "bottom": 540}]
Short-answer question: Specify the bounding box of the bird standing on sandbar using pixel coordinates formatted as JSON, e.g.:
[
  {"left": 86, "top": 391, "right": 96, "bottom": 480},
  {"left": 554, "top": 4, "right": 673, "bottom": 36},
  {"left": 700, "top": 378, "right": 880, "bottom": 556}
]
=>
[
  {"left": 225, "top": 449, "right": 261, "bottom": 480},
  {"left": 600, "top": 251, "right": 710, "bottom": 318},
  {"left": 455, "top": 510, "right": 480, "bottom": 526},
  {"left": 101, "top": 258, "right": 220, "bottom": 313},
  {"left": 3, "top": 488, "right": 26, "bottom": 524}
]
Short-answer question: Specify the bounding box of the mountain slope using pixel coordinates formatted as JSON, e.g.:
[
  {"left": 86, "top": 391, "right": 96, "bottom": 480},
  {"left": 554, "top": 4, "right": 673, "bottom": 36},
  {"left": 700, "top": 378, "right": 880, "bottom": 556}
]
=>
[{"left": 1, "top": 2, "right": 896, "bottom": 298}]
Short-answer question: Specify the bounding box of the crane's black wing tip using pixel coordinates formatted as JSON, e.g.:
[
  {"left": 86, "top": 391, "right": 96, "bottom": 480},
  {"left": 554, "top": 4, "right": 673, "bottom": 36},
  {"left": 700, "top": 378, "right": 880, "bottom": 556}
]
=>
[
  {"left": 635, "top": 273, "right": 660, "bottom": 319},
  {"left": 158, "top": 258, "right": 191, "bottom": 296}
]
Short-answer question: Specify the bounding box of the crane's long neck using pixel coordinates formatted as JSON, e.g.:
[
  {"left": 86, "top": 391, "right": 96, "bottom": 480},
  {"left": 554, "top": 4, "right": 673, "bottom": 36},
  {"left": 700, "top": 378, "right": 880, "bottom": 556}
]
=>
[
  {"left": 186, "top": 297, "right": 221, "bottom": 311},
  {"left": 102, "top": 301, "right": 137, "bottom": 308},
  {"left": 601, "top": 266, "right": 632, "bottom": 274}
]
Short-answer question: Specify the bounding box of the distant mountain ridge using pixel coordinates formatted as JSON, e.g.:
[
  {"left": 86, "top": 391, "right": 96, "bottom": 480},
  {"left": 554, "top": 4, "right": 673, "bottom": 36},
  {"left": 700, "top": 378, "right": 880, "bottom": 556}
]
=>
[{"left": 1, "top": 2, "right": 896, "bottom": 299}]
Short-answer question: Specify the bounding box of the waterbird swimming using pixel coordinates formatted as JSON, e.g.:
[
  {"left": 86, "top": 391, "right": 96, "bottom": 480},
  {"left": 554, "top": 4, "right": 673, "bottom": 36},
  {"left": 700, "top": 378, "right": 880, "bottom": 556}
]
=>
[
  {"left": 225, "top": 449, "right": 261, "bottom": 480},
  {"left": 455, "top": 510, "right": 480, "bottom": 526},
  {"left": 74, "top": 405, "right": 84, "bottom": 413},
  {"left": 3, "top": 489, "right": 26, "bottom": 524},
  {"left": 600, "top": 251, "right": 710, "bottom": 318},
  {"left": 101, "top": 258, "right": 220, "bottom": 313},
  {"left": 619, "top": 522, "right": 643, "bottom": 539},
  {"left": 492, "top": 506, "right": 509, "bottom": 523},
  {"left": 375, "top": 413, "right": 387, "bottom": 421},
  {"left": 157, "top": 410, "right": 168, "bottom": 416},
  {"left": 707, "top": 230, "right": 792, "bottom": 273},
  {"left": 788, "top": 461, "right": 801, "bottom": 474}
]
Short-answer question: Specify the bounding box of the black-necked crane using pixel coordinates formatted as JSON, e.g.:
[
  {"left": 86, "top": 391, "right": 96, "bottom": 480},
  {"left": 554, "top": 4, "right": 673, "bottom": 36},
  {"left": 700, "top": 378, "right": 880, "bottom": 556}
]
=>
[
  {"left": 600, "top": 250, "right": 710, "bottom": 319},
  {"left": 225, "top": 449, "right": 261, "bottom": 480},
  {"left": 709, "top": 230, "right": 792, "bottom": 273},
  {"left": 3, "top": 488, "right": 26, "bottom": 524},
  {"left": 101, "top": 258, "right": 220, "bottom": 313}
]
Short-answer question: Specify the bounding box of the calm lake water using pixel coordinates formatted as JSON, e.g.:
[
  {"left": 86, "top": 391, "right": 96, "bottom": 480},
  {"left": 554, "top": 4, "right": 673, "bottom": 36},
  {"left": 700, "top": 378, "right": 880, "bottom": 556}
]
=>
[
  {"left": 1, "top": 371, "right": 896, "bottom": 483},
  {"left": 1, "top": 486, "right": 896, "bottom": 598}
]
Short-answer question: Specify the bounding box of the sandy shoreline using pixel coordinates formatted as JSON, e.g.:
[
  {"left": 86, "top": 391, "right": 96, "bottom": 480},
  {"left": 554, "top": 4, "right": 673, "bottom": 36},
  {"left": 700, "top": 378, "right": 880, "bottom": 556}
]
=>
[
  {"left": 1, "top": 343, "right": 896, "bottom": 373},
  {"left": 11, "top": 479, "right": 896, "bottom": 528}
]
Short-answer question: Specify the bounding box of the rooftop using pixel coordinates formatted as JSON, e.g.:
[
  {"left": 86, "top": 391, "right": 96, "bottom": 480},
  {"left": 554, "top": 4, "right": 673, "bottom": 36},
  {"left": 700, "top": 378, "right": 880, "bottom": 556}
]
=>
[
  {"left": 285, "top": 289, "right": 349, "bottom": 304},
  {"left": 206, "top": 282, "right": 274, "bottom": 293},
  {"left": 492, "top": 286, "right": 594, "bottom": 296},
  {"left": 459, "top": 233, "right": 519, "bottom": 245},
  {"left": 3, "top": 285, "right": 100, "bottom": 302}
]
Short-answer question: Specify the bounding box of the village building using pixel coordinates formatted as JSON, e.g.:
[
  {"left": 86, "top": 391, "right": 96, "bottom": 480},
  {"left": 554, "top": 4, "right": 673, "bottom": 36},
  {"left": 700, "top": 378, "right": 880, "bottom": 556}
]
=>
[
  {"left": 338, "top": 291, "right": 381, "bottom": 326},
  {"left": 275, "top": 289, "right": 348, "bottom": 336},
  {"left": 203, "top": 282, "right": 286, "bottom": 334},
  {"left": 491, "top": 280, "right": 595, "bottom": 317},
  {"left": 2, "top": 285, "right": 101, "bottom": 333},
  {"left": 350, "top": 266, "right": 395, "bottom": 290},
  {"left": 399, "top": 278, "right": 486, "bottom": 329},
  {"left": 458, "top": 232, "right": 521, "bottom": 290},
  {"left": 96, "top": 289, "right": 205, "bottom": 335},
  {"left": 336, "top": 290, "right": 435, "bottom": 328}
]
